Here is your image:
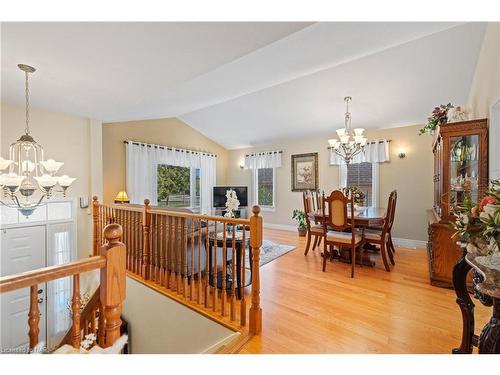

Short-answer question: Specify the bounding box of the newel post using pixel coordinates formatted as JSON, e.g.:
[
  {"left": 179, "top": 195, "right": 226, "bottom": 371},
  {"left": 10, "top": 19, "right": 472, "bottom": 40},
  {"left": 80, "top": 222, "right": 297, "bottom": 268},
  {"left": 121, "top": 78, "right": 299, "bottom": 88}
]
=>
[
  {"left": 100, "top": 223, "right": 126, "bottom": 347},
  {"left": 249, "top": 205, "right": 263, "bottom": 335},
  {"left": 92, "top": 196, "right": 100, "bottom": 256},
  {"left": 142, "top": 199, "right": 152, "bottom": 280}
]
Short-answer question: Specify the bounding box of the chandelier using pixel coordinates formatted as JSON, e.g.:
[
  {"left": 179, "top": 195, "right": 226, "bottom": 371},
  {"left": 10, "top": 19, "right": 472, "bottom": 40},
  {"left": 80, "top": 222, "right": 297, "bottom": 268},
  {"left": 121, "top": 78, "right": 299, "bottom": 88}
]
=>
[
  {"left": 328, "top": 96, "right": 368, "bottom": 164},
  {"left": 0, "top": 64, "right": 75, "bottom": 217}
]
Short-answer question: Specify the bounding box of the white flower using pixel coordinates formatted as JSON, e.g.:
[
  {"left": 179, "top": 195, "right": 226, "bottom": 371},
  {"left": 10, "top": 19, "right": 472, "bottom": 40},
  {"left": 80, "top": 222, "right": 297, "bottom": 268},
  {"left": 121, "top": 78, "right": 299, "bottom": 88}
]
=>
[
  {"left": 459, "top": 213, "right": 469, "bottom": 225},
  {"left": 224, "top": 189, "right": 240, "bottom": 217}
]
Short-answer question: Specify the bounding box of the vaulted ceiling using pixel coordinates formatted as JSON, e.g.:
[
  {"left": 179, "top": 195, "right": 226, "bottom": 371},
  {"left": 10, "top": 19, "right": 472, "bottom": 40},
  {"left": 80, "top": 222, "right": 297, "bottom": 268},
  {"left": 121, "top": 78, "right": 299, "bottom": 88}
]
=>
[{"left": 1, "top": 22, "right": 486, "bottom": 149}]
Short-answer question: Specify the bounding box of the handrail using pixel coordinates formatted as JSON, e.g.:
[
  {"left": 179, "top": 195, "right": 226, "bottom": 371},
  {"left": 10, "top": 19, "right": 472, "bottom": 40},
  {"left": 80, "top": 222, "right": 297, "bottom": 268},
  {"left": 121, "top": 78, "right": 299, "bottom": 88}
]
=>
[
  {"left": 0, "top": 223, "right": 126, "bottom": 352},
  {"left": 93, "top": 196, "right": 263, "bottom": 336},
  {"left": 112, "top": 202, "right": 251, "bottom": 225},
  {"left": 0, "top": 256, "right": 106, "bottom": 293}
]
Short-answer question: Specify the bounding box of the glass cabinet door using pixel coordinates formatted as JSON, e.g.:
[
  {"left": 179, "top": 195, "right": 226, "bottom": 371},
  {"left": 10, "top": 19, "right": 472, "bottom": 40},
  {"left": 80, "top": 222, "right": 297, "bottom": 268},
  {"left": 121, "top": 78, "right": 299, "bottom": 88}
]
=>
[{"left": 448, "top": 134, "right": 480, "bottom": 213}]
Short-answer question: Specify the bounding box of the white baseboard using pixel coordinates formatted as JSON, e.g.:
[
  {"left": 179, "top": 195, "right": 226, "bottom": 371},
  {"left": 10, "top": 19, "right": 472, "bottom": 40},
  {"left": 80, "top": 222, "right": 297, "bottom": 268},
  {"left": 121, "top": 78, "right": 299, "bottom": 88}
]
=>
[
  {"left": 264, "top": 222, "right": 297, "bottom": 232},
  {"left": 264, "top": 223, "right": 426, "bottom": 249},
  {"left": 392, "top": 237, "right": 426, "bottom": 249}
]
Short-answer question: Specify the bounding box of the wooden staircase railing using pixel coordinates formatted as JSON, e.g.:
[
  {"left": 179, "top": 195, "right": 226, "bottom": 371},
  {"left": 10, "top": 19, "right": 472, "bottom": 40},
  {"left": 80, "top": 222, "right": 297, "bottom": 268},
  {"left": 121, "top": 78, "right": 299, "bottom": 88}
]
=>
[
  {"left": 92, "top": 196, "right": 263, "bottom": 336},
  {"left": 0, "top": 223, "right": 126, "bottom": 353}
]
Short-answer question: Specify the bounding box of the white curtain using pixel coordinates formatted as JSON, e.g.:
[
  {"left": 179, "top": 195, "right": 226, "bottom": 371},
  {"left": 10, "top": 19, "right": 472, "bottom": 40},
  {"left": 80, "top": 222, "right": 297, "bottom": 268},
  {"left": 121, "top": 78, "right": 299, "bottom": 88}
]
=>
[
  {"left": 126, "top": 141, "right": 216, "bottom": 214},
  {"left": 329, "top": 139, "right": 390, "bottom": 165},
  {"left": 244, "top": 151, "right": 282, "bottom": 169}
]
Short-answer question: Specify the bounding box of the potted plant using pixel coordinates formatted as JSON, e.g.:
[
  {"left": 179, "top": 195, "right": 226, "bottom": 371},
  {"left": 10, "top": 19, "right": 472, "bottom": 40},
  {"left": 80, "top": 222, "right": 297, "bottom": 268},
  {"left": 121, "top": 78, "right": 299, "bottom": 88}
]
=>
[
  {"left": 292, "top": 209, "right": 308, "bottom": 237},
  {"left": 419, "top": 103, "right": 454, "bottom": 135}
]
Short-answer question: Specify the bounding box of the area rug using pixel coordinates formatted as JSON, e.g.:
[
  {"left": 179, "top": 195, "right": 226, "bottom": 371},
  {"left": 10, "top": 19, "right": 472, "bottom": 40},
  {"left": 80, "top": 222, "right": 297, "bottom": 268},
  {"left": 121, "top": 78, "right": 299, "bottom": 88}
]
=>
[{"left": 245, "top": 240, "right": 296, "bottom": 269}]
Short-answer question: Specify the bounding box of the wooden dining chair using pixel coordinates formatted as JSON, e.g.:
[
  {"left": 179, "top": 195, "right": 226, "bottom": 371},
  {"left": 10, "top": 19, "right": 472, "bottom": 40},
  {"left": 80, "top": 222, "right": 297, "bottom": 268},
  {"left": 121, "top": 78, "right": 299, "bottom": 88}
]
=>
[
  {"left": 321, "top": 190, "right": 364, "bottom": 278},
  {"left": 364, "top": 190, "right": 397, "bottom": 271},
  {"left": 303, "top": 191, "right": 325, "bottom": 255}
]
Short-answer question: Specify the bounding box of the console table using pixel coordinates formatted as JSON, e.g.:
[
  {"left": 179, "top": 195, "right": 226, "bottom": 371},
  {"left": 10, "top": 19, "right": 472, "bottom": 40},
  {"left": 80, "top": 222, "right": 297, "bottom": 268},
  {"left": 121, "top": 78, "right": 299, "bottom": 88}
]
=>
[{"left": 452, "top": 251, "right": 500, "bottom": 354}]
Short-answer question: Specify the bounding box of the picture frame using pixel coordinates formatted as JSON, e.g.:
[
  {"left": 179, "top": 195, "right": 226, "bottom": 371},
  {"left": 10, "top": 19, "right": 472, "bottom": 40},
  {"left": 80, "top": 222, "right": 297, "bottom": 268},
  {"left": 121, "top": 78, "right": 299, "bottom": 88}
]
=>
[{"left": 291, "top": 153, "right": 319, "bottom": 192}]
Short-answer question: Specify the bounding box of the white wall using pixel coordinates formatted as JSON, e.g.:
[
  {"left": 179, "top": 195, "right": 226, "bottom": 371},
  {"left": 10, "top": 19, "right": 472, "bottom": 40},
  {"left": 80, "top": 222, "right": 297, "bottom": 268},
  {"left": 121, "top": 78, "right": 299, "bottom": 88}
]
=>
[{"left": 122, "top": 277, "right": 239, "bottom": 354}]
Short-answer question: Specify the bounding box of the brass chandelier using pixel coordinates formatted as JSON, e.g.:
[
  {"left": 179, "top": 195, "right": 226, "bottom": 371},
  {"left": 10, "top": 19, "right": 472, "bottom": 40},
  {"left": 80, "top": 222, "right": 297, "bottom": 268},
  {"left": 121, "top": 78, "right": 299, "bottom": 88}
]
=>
[{"left": 0, "top": 64, "right": 75, "bottom": 216}]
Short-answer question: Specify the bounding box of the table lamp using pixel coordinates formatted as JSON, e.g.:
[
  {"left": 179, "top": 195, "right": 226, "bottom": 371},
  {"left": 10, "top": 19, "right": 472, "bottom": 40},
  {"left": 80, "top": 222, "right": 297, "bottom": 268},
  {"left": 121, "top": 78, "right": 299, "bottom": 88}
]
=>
[{"left": 114, "top": 191, "right": 130, "bottom": 204}]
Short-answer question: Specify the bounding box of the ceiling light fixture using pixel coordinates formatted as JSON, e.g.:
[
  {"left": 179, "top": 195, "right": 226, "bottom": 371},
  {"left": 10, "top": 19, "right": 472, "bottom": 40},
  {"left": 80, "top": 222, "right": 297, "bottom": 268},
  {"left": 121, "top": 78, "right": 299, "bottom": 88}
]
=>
[
  {"left": 0, "top": 64, "right": 75, "bottom": 217},
  {"left": 328, "top": 96, "right": 368, "bottom": 164}
]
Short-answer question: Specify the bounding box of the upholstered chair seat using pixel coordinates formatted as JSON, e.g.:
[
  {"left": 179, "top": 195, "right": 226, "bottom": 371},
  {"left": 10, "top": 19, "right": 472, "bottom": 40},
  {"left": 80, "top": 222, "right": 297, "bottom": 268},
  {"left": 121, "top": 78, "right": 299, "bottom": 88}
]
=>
[{"left": 326, "top": 231, "right": 363, "bottom": 244}]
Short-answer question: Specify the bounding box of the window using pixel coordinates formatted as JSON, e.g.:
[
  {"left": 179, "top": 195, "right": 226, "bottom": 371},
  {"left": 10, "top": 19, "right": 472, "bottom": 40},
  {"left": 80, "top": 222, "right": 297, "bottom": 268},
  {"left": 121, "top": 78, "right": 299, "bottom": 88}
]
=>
[
  {"left": 254, "top": 168, "right": 275, "bottom": 208},
  {"left": 157, "top": 165, "right": 200, "bottom": 208},
  {"left": 340, "top": 162, "right": 379, "bottom": 207}
]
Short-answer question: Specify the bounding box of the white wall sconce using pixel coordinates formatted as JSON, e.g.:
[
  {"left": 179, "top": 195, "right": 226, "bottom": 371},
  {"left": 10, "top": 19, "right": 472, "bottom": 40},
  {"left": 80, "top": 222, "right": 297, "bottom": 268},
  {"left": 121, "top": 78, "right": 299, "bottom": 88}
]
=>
[
  {"left": 398, "top": 151, "right": 406, "bottom": 159},
  {"left": 239, "top": 158, "right": 245, "bottom": 169}
]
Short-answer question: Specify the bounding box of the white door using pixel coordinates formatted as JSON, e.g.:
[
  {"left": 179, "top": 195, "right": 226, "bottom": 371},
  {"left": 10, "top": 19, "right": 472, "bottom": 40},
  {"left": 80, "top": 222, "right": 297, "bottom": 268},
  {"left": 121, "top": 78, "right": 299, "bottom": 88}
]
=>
[
  {"left": 46, "top": 222, "right": 75, "bottom": 351},
  {"left": 0, "top": 226, "right": 47, "bottom": 353}
]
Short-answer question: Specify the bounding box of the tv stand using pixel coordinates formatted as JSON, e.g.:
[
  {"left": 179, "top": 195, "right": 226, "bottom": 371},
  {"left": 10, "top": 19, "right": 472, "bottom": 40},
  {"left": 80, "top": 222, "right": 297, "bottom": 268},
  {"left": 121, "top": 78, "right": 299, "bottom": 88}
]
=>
[{"left": 213, "top": 207, "right": 247, "bottom": 219}]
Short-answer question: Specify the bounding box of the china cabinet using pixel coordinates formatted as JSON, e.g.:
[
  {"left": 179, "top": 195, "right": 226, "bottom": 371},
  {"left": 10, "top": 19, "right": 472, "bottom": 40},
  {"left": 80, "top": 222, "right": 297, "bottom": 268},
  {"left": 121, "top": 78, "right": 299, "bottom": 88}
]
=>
[{"left": 427, "top": 119, "right": 488, "bottom": 288}]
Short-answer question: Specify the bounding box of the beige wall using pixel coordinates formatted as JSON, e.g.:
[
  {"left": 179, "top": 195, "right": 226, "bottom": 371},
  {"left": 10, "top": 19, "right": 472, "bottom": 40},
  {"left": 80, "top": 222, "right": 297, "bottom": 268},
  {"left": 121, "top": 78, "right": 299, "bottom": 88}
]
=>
[
  {"left": 102, "top": 118, "right": 229, "bottom": 204},
  {"left": 0, "top": 102, "right": 102, "bottom": 259},
  {"left": 227, "top": 124, "right": 433, "bottom": 242},
  {"left": 122, "top": 277, "right": 238, "bottom": 353},
  {"left": 467, "top": 22, "right": 500, "bottom": 119}
]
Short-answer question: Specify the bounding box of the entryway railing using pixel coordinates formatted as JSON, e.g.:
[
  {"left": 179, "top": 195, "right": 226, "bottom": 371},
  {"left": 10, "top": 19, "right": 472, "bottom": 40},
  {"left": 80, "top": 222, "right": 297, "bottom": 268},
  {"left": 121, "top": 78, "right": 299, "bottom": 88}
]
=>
[{"left": 92, "top": 197, "right": 263, "bottom": 336}]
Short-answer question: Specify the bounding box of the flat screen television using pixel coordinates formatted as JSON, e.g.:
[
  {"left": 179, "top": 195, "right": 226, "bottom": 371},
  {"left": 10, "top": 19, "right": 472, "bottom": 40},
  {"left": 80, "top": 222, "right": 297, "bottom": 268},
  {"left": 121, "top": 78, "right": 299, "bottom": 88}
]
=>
[{"left": 213, "top": 186, "right": 248, "bottom": 208}]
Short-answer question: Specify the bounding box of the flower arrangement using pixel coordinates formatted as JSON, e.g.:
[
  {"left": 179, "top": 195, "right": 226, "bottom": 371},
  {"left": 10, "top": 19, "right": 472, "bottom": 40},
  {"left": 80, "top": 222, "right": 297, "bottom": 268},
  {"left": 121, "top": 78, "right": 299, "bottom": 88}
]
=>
[
  {"left": 342, "top": 186, "right": 365, "bottom": 205},
  {"left": 224, "top": 189, "right": 240, "bottom": 218},
  {"left": 419, "top": 103, "right": 454, "bottom": 135},
  {"left": 454, "top": 179, "right": 500, "bottom": 256}
]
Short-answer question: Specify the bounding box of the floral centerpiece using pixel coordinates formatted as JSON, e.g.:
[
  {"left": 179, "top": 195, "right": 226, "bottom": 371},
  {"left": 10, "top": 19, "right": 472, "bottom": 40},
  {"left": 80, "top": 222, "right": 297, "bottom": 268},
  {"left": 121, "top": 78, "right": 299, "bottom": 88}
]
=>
[
  {"left": 454, "top": 179, "right": 500, "bottom": 258},
  {"left": 224, "top": 189, "right": 240, "bottom": 218},
  {"left": 342, "top": 186, "right": 365, "bottom": 206},
  {"left": 419, "top": 103, "right": 454, "bottom": 135}
]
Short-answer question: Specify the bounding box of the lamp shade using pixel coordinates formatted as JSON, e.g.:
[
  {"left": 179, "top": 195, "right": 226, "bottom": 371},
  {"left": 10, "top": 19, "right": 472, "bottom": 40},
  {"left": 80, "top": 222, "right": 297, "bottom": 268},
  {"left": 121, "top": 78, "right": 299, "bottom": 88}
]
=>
[{"left": 115, "top": 191, "right": 130, "bottom": 203}]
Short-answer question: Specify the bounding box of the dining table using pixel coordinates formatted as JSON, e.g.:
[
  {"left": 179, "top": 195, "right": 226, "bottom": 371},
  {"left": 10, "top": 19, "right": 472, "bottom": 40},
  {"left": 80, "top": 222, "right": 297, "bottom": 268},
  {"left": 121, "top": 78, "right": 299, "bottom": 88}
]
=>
[{"left": 309, "top": 206, "right": 387, "bottom": 266}]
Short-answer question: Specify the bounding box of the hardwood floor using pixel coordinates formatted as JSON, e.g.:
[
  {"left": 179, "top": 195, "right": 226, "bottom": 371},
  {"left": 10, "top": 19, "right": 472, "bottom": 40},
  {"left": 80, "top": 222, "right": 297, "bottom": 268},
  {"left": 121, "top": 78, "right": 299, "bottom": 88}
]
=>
[{"left": 238, "top": 228, "right": 491, "bottom": 354}]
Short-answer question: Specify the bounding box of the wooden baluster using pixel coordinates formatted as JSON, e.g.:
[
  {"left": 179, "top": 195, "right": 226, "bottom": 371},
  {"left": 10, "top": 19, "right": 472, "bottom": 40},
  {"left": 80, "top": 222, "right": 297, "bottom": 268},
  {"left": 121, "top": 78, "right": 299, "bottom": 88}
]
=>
[
  {"left": 249, "top": 206, "right": 263, "bottom": 335},
  {"left": 159, "top": 215, "right": 165, "bottom": 286},
  {"left": 176, "top": 217, "right": 182, "bottom": 293},
  {"left": 155, "top": 214, "right": 161, "bottom": 283},
  {"left": 230, "top": 225, "right": 236, "bottom": 321},
  {"left": 83, "top": 318, "right": 89, "bottom": 337},
  {"left": 71, "top": 274, "right": 81, "bottom": 348},
  {"left": 212, "top": 221, "right": 218, "bottom": 312},
  {"left": 151, "top": 214, "right": 156, "bottom": 282},
  {"left": 28, "top": 285, "right": 40, "bottom": 352},
  {"left": 135, "top": 212, "right": 140, "bottom": 274},
  {"left": 169, "top": 216, "right": 175, "bottom": 290},
  {"left": 241, "top": 226, "right": 247, "bottom": 326},
  {"left": 90, "top": 308, "right": 96, "bottom": 335},
  {"left": 221, "top": 223, "right": 227, "bottom": 317},
  {"left": 92, "top": 197, "right": 100, "bottom": 256},
  {"left": 142, "top": 199, "right": 151, "bottom": 280},
  {"left": 197, "top": 219, "right": 202, "bottom": 305},
  {"left": 183, "top": 219, "right": 188, "bottom": 298},
  {"left": 204, "top": 221, "right": 210, "bottom": 308},
  {"left": 100, "top": 223, "right": 126, "bottom": 347},
  {"left": 97, "top": 301, "right": 105, "bottom": 347},
  {"left": 126, "top": 211, "right": 131, "bottom": 271},
  {"left": 190, "top": 217, "right": 195, "bottom": 300}
]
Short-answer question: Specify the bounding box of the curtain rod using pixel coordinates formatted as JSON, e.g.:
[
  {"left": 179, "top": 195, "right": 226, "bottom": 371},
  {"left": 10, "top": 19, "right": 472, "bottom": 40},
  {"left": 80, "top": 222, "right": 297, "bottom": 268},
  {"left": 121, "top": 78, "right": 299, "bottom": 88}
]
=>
[
  {"left": 245, "top": 150, "right": 283, "bottom": 157},
  {"left": 124, "top": 140, "right": 217, "bottom": 157}
]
